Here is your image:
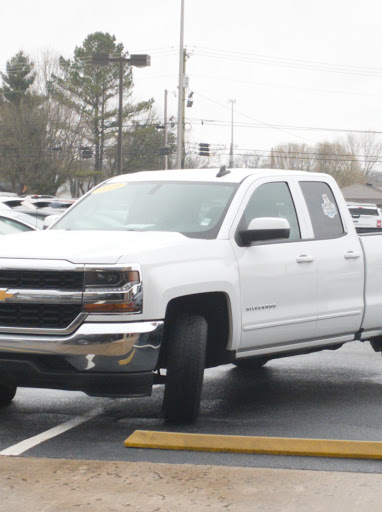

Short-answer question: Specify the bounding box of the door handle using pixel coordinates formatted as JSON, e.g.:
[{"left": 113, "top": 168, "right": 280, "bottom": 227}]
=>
[
  {"left": 344, "top": 251, "right": 361, "bottom": 259},
  {"left": 296, "top": 255, "right": 314, "bottom": 263}
]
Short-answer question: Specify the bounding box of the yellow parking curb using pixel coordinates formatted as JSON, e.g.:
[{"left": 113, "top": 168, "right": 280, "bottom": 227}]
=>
[{"left": 124, "top": 430, "right": 382, "bottom": 460}]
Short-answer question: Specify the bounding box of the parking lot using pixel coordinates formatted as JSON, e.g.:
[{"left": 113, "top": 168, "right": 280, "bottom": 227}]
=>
[{"left": 1, "top": 341, "right": 382, "bottom": 473}]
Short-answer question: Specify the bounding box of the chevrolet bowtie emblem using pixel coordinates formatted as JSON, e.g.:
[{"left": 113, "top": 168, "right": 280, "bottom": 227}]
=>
[{"left": 0, "top": 289, "right": 15, "bottom": 301}]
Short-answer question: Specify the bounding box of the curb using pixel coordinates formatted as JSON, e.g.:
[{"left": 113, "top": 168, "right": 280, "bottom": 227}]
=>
[{"left": 125, "top": 430, "right": 382, "bottom": 459}]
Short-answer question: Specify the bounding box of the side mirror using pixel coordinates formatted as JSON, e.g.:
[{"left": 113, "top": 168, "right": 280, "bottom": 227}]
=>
[
  {"left": 43, "top": 215, "right": 60, "bottom": 230},
  {"left": 240, "top": 217, "right": 290, "bottom": 244}
]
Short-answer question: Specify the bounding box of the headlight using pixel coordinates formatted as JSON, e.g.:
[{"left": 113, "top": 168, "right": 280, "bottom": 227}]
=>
[
  {"left": 83, "top": 266, "right": 142, "bottom": 314},
  {"left": 85, "top": 270, "right": 139, "bottom": 288}
]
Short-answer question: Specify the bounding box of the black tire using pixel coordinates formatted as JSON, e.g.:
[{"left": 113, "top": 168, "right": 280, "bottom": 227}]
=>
[
  {"left": 233, "top": 357, "right": 269, "bottom": 370},
  {"left": 0, "top": 383, "right": 16, "bottom": 406},
  {"left": 162, "top": 313, "right": 207, "bottom": 423}
]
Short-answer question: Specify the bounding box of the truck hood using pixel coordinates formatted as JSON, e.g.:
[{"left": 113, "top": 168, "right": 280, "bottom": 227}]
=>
[{"left": 0, "top": 230, "right": 195, "bottom": 265}]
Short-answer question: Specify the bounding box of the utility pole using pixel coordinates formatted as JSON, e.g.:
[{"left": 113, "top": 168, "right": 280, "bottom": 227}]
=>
[
  {"left": 228, "top": 99, "right": 236, "bottom": 167},
  {"left": 181, "top": 49, "right": 187, "bottom": 169},
  {"left": 163, "top": 89, "right": 168, "bottom": 170},
  {"left": 176, "top": 0, "right": 185, "bottom": 169},
  {"left": 270, "top": 148, "right": 275, "bottom": 168},
  {"left": 117, "top": 60, "right": 123, "bottom": 174}
]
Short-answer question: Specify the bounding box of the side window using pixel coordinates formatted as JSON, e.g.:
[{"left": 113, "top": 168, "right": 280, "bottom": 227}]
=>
[
  {"left": 240, "top": 182, "right": 301, "bottom": 241},
  {"left": 299, "top": 181, "right": 344, "bottom": 239}
]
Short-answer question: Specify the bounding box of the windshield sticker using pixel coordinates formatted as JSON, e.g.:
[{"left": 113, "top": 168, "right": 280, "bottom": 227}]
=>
[
  {"left": 321, "top": 194, "right": 337, "bottom": 218},
  {"left": 93, "top": 183, "right": 126, "bottom": 195}
]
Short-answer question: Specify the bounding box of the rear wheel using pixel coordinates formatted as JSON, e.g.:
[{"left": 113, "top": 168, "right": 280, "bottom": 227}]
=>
[
  {"left": 0, "top": 383, "right": 16, "bottom": 406},
  {"left": 233, "top": 357, "right": 269, "bottom": 370},
  {"left": 162, "top": 313, "right": 207, "bottom": 422}
]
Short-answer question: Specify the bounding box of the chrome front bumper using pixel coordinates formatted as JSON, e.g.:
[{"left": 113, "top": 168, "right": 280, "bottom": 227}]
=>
[
  {"left": 0, "top": 321, "right": 164, "bottom": 397},
  {"left": 0, "top": 321, "right": 164, "bottom": 373}
]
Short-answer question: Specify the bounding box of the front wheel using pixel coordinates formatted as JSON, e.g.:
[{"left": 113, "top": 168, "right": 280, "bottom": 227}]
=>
[
  {"left": 162, "top": 314, "right": 207, "bottom": 423},
  {"left": 0, "top": 383, "right": 16, "bottom": 406}
]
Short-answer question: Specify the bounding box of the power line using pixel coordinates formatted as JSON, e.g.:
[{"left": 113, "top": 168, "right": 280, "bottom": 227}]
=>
[
  {"left": 1, "top": 112, "right": 381, "bottom": 137},
  {"left": 190, "top": 73, "right": 380, "bottom": 98},
  {"left": 188, "top": 46, "right": 382, "bottom": 78},
  {"left": 3, "top": 143, "right": 382, "bottom": 165},
  {"left": 4, "top": 113, "right": 381, "bottom": 137},
  {"left": 187, "top": 149, "right": 382, "bottom": 165},
  {"left": 188, "top": 45, "right": 382, "bottom": 72},
  {"left": 186, "top": 116, "right": 382, "bottom": 135},
  {"left": 187, "top": 143, "right": 382, "bottom": 160},
  {"left": 194, "top": 91, "right": 315, "bottom": 143}
]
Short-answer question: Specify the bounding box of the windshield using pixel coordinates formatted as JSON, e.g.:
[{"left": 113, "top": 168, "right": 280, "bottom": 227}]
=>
[
  {"left": 13, "top": 213, "right": 43, "bottom": 229},
  {"left": 349, "top": 207, "right": 379, "bottom": 216},
  {"left": 52, "top": 181, "right": 238, "bottom": 239}
]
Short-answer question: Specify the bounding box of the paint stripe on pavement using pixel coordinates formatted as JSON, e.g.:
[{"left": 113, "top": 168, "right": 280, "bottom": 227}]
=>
[
  {"left": 124, "top": 430, "right": 382, "bottom": 460},
  {"left": 0, "top": 407, "right": 104, "bottom": 456}
]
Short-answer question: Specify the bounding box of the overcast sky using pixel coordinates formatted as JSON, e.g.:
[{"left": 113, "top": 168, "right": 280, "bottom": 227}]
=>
[{"left": 1, "top": 0, "right": 382, "bottom": 164}]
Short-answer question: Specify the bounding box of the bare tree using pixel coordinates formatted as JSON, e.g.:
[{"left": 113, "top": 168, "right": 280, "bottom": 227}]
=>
[
  {"left": 260, "top": 137, "right": 375, "bottom": 187},
  {"left": 314, "top": 140, "right": 364, "bottom": 187},
  {"left": 0, "top": 98, "right": 90, "bottom": 195},
  {"left": 236, "top": 153, "right": 264, "bottom": 169},
  {"left": 0, "top": 51, "right": 91, "bottom": 195},
  {"left": 34, "top": 51, "right": 95, "bottom": 196},
  {"left": 264, "top": 143, "right": 315, "bottom": 171},
  {"left": 345, "top": 133, "right": 382, "bottom": 179}
]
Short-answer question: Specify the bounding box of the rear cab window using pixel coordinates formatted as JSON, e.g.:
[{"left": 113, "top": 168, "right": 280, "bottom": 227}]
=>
[
  {"left": 349, "top": 207, "right": 379, "bottom": 217},
  {"left": 299, "top": 181, "right": 344, "bottom": 239}
]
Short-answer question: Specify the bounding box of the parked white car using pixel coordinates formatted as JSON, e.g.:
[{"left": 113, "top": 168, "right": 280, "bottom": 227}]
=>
[
  {"left": 0, "top": 211, "right": 37, "bottom": 234},
  {"left": 347, "top": 202, "right": 382, "bottom": 229},
  {"left": 0, "top": 196, "right": 24, "bottom": 209},
  {"left": 0, "top": 195, "right": 69, "bottom": 228}
]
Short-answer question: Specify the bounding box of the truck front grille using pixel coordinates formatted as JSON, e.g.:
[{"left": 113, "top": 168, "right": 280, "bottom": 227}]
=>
[
  {"left": 0, "top": 270, "right": 84, "bottom": 291},
  {"left": 0, "top": 304, "right": 82, "bottom": 329}
]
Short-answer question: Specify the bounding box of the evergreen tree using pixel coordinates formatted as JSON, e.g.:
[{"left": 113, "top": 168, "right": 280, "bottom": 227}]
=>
[
  {"left": 49, "top": 32, "right": 153, "bottom": 183},
  {"left": 104, "top": 115, "right": 176, "bottom": 175},
  {"left": 0, "top": 51, "right": 36, "bottom": 104}
]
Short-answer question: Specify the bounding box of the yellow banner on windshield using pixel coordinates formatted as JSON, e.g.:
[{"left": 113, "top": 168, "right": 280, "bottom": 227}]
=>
[{"left": 93, "top": 183, "right": 126, "bottom": 195}]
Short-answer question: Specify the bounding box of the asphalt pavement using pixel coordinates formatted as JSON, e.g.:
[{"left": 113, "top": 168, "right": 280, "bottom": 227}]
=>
[{"left": 1, "top": 341, "right": 382, "bottom": 473}]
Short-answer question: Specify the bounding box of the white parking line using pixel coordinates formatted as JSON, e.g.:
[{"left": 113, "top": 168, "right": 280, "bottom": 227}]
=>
[{"left": 0, "top": 407, "right": 104, "bottom": 456}]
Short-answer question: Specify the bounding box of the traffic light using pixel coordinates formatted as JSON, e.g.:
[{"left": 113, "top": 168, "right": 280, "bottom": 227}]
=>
[
  {"left": 199, "top": 143, "right": 210, "bottom": 156},
  {"left": 187, "top": 91, "right": 194, "bottom": 108},
  {"left": 80, "top": 146, "right": 93, "bottom": 159},
  {"left": 159, "top": 146, "right": 171, "bottom": 156}
]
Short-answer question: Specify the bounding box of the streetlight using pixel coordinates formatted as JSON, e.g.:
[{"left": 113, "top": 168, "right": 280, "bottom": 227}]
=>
[{"left": 92, "top": 53, "right": 151, "bottom": 174}]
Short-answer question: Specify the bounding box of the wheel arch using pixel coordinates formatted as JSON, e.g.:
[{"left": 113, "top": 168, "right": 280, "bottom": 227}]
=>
[{"left": 158, "top": 291, "right": 233, "bottom": 369}]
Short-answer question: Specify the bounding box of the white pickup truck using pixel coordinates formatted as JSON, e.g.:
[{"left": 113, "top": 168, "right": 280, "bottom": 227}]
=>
[{"left": 0, "top": 167, "right": 382, "bottom": 422}]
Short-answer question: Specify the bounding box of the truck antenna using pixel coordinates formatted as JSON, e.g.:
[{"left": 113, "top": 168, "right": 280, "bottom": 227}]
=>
[{"left": 216, "top": 166, "right": 231, "bottom": 177}]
